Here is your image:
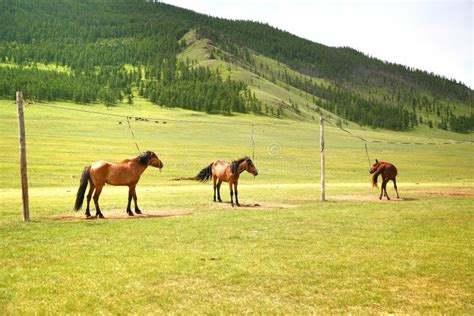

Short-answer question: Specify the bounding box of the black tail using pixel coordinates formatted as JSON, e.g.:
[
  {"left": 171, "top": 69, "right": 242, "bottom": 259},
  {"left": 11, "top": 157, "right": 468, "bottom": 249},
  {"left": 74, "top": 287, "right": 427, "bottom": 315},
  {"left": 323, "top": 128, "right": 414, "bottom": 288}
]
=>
[
  {"left": 195, "top": 163, "right": 213, "bottom": 182},
  {"left": 74, "top": 166, "right": 90, "bottom": 211}
]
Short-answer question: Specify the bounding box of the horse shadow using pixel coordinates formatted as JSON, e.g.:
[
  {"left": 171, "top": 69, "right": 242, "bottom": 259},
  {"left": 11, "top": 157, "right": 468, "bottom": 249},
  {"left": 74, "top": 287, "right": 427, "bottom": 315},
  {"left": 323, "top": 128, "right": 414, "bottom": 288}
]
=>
[{"left": 397, "top": 197, "right": 417, "bottom": 201}]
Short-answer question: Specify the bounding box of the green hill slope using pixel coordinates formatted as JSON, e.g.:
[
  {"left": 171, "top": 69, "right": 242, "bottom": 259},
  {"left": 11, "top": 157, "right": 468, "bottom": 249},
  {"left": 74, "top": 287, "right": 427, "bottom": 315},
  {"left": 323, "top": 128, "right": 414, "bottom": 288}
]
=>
[
  {"left": 177, "top": 30, "right": 334, "bottom": 121},
  {"left": 0, "top": 0, "right": 472, "bottom": 132}
]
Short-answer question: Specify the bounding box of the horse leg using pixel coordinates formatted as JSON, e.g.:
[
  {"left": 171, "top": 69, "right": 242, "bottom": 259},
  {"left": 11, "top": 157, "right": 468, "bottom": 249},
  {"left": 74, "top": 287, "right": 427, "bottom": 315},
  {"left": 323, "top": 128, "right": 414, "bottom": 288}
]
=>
[
  {"left": 93, "top": 184, "right": 105, "bottom": 218},
  {"left": 126, "top": 186, "right": 134, "bottom": 216},
  {"left": 234, "top": 182, "right": 240, "bottom": 207},
  {"left": 229, "top": 182, "right": 234, "bottom": 207},
  {"left": 85, "top": 180, "right": 95, "bottom": 218},
  {"left": 383, "top": 180, "right": 390, "bottom": 200},
  {"left": 393, "top": 178, "right": 400, "bottom": 199},
  {"left": 213, "top": 175, "right": 217, "bottom": 202},
  {"left": 217, "top": 179, "right": 223, "bottom": 202},
  {"left": 379, "top": 180, "right": 384, "bottom": 200},
  {"left": 132, "top": 189, "right": 141, "bottom": 215}
]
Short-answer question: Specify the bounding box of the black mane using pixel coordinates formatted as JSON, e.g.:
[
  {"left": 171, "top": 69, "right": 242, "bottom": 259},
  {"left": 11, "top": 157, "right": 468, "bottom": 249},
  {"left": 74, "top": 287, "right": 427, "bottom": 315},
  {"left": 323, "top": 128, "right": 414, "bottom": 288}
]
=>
[{"left": 138, "top": 151, "right": 152, "bottom": 165}]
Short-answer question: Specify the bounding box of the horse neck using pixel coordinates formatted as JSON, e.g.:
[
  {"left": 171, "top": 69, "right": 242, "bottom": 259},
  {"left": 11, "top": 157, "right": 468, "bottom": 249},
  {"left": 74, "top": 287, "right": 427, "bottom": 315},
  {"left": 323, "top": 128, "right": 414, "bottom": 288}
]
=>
[
  {"left": 371, "top": 164, "right": 385, "bottom": 187},
  {"left": 131, "top": 158, "right": 149, "bottom": 174},
  {"left": 376, "top": 163, "right": 386, "bottom": 173},
  {"left": 236, "top": 161, "right": 247, "bottom": 175}
]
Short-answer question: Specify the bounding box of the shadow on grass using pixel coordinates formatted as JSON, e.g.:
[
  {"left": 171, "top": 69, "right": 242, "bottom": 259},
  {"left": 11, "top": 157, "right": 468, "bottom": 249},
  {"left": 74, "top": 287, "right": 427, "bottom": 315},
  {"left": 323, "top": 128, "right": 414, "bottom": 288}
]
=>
[
  {"left": 211, "top": 202, "right": 295, "bottom": 210},
  {"left": 329, "top": 195, "right": 418, "bottom": 202},
  {"left": 52, "top": 211, "right": 192, "bottom": 222}
]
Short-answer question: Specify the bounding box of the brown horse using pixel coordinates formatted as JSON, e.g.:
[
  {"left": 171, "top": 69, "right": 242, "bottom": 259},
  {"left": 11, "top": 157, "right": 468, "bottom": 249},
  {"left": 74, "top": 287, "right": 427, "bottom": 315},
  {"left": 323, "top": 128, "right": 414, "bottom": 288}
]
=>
[
  {"left": 193, "top": 157, "right": 258, "bottom": 207},
  {"left": 74, "top": 151, "right": 163, "bottom": 218},
  {"left": 369, "top": 159, "right": 400, "bottom": 200}
]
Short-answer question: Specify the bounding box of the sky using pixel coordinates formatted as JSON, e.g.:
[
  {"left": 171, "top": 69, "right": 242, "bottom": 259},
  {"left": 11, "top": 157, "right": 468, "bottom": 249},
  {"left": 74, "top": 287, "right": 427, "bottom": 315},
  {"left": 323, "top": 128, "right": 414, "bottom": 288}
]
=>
[{"left": 163, "top": 0, "right": 473, "bottom": 88}]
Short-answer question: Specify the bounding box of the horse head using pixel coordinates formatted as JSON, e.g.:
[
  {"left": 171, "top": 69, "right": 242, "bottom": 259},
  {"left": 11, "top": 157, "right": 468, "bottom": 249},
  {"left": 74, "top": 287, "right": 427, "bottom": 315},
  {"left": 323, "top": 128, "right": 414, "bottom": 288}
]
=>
[
  {"left": 140, "top": 151, "right": 164, "bottom": 169},
  {"left": 244, "top": 157, "right": 258, "bottom": 176},
  {"left": 369, "top": 159, "right": 380, "bottom": 174}
]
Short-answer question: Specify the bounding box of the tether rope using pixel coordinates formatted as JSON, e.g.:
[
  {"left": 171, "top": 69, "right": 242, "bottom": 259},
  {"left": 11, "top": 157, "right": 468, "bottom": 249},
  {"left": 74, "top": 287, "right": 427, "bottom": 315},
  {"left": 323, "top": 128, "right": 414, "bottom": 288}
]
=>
[
  {"left": 126, "top": 117, "right": 141, "bottom": 153},
  {"left": 323, "top": 116, "right": 473, "bottom": 146},
  {"left": 251, "top": 123, "right": 255, "bottom": 161},
  {"left": 31, "top": 103, "right": 473, "bottom": 146}
]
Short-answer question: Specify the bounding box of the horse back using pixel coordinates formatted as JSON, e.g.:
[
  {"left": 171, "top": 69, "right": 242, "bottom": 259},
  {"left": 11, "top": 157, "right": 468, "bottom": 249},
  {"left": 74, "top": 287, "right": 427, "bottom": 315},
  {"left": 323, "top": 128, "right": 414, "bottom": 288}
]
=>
[
  {"left": 212, "top": 160, "right": 232, "bottom": 182},
  {"left": 90, "top": 160, "right": 112, "bottom": 172},
  {"left": 383, "top": 162, "right": 398, "bottom": 178},
  {"left": 90, "top": 160, "right": 138, "bottom": 186}
]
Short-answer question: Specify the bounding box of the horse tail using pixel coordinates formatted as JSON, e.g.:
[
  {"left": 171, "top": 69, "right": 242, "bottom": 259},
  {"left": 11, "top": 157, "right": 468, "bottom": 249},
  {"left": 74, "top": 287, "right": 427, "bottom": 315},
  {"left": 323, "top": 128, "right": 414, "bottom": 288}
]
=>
[
  {"left": 74, "top": 166, "right": 90, "bottom": 211},
  {"left": 194, "top": 162, "right": 213, "bottom": 182},
  {"left": 371, "top": 165, "right": 384, "bottom": 188}
]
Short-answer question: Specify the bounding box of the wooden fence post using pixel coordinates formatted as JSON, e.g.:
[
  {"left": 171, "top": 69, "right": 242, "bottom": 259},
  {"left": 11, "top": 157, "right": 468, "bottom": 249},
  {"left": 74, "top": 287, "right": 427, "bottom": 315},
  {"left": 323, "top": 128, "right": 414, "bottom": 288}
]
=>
[
  {"left": 251, "top": 123, "right": 255, "bottom": 161},
  {"left": 320, "top": 116, "right": 325, "bottom": 201},
  {"left": 16, "top": 91, "right": 30, "bottom": 221}
]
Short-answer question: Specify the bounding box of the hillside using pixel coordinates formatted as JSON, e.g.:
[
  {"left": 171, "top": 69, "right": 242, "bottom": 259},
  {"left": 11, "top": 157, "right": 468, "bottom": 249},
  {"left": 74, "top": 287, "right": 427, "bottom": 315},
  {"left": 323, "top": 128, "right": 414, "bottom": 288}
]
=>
[{"left": 0, "top": 0, "right": 472, "bottom": 132}]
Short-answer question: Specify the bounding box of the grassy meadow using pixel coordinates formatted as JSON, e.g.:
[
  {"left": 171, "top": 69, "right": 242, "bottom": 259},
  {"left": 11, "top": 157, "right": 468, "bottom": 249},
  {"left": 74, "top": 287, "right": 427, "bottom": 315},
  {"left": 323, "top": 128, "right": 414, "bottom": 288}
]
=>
[{"left": 0, "top": 97, "right": 473, "bottom": 314}]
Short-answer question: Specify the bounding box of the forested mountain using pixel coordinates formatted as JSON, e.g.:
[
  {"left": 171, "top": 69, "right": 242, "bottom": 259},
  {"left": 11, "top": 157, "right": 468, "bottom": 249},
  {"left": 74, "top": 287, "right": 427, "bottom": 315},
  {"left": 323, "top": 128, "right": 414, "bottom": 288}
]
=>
[{"left": 0, "top": 0, "right": 472, "bottom": 132}]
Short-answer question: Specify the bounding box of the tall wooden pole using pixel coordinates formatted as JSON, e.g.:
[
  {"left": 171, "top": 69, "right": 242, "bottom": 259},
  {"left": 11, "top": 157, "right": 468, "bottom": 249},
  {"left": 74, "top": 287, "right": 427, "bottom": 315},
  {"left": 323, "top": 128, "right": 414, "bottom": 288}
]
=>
[
  {"left": 251, "top": 123, "right": 255, "bottom": 162},
  {"left": 320, "top": 116, "right": 325, "bottom": 201},
  {"left": 16, "top": 91, "right": 30, "bottom": 221}
]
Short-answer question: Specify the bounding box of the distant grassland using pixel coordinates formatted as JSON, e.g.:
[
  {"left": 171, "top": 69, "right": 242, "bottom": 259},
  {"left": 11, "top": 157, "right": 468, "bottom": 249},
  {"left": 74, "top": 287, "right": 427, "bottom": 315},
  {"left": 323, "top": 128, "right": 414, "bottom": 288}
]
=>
[
  {"left": 0, "top": 98, "right": 473, "bottom": 314},
  {"left": 0, "top": 97, "right": 472, "bottom": 188},
  {"left": 0, "top": 61, "right": 71, "bottom": 74}
]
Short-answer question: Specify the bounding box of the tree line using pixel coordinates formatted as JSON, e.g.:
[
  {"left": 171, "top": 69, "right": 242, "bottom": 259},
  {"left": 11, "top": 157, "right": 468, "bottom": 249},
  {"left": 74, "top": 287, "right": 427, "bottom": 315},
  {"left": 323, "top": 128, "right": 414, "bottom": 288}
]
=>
[
  {"left": 139, "top": 59, "right": 261, "bottom": 114},
  {"left": 1, "top": 0, "right": 472, "bottom": 132},
  {"left": 197, "top": 20, "right": 472, "bottom": 103}
]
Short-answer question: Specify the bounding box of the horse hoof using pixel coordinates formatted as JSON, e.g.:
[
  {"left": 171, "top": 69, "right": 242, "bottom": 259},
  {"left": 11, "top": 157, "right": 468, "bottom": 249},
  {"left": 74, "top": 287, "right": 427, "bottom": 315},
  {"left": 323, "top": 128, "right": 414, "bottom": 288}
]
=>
[
  {"left": 236, "top": 203, "right": 240, "bottom": 207},
  {"left": 218, "top": 199, "right": 222, "bottom": 203},
  {"left": 135, "top": 210, "right": 142, "bottom": 215},
  {"left": 127, "top": 212, "right": 134, "bottom": 216},
  {"left": 98, "top": 214, "right": 105, "bottom": 219}
]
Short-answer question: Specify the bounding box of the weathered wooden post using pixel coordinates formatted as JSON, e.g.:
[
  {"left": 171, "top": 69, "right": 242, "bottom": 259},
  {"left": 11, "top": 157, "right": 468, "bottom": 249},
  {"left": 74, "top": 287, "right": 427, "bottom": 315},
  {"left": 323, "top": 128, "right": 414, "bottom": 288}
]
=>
[
  {"left": 16, "top": 91, "right": 30, "bottom": 221},
  {"left": 320, "top": 116, "right": 325, "bottom": 201}
]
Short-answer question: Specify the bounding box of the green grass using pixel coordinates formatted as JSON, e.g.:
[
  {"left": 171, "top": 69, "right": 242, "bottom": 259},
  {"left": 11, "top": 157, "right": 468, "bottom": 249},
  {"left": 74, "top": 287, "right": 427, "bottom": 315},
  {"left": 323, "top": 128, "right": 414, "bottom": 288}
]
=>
[{"left": 0, "top": 98, "right": 473, "bottom": 314}]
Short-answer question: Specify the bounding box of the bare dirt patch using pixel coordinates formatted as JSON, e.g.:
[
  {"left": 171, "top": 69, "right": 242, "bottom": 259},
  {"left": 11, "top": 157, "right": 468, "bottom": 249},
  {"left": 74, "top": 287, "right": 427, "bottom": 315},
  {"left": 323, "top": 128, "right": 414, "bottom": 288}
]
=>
[
  {"left": 409, "top": 190, "right": 474, "bottom": 197},
  {"left": 53, "top": 210, "right": 192, "bottom": 222}
]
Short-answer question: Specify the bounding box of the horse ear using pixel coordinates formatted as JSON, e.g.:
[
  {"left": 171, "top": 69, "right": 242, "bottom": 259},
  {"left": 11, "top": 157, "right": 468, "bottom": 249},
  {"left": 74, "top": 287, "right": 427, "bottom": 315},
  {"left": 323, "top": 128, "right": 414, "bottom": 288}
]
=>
[{"left": 375, "top": 159, "right": 379, "bottom": 163}]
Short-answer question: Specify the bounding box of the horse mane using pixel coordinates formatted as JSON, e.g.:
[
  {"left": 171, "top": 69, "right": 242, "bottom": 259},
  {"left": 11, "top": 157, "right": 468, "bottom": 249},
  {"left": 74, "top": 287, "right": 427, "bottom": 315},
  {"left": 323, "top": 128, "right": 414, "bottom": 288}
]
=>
[
  {"left": 231, "top": 157, "right": 248, "bottom": 174},
  {"left": 138, "top": 151, "right": 151, "bottom": 165}
]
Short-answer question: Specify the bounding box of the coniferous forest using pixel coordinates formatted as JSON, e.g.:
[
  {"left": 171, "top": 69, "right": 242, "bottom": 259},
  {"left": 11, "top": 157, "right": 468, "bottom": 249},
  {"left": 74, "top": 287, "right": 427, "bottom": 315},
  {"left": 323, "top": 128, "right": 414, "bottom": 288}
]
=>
[{"left": 0, "top": 0, "right": 472, "bottom": 132}]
